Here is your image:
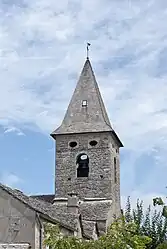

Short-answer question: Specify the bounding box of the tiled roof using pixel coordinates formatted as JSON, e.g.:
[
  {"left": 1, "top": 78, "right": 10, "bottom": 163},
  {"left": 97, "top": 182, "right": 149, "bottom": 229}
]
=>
[
  {"left": 30, "top": 194, "right": 55, "bottom": 203},
  {"left": 51, "top": 58, "right": 113, "bottom": 135},
  {"left": 80, "top": 200, "right": 112, "bottom": 221},
  {"left": 51, "top": 58, "right": 109, "bottom": 134},
  {"left": 0, "top": 183, "right": 77, "bottom": 231},
  {"left": 0, "top": 183, "right": 103, "bottom": 239},
  {"left": 82, "top": 220, "right": 97, "bottom": 240},
  {"left": 51, "top": 58, "right": 123, "bottom": 147}
]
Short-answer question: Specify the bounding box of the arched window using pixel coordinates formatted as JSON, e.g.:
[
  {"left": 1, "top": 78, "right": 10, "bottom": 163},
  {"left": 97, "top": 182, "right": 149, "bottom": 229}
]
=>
[
  {"left": 76, "top": 153, "right": 89, "bottom": 177},
  {"left": 114, "top": 157, "right": 117, "bottom": 183}
]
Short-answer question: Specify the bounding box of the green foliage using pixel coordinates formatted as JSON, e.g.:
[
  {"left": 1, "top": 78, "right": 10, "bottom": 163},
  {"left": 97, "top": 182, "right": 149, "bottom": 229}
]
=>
[
  {"left": 153, "top": 197, "right": 167, "bottom": 219},
  {"left": 43, "top": 218, "right": 151, "bottom": 249},
  {"left": 43, "top": 223, "right": 62, "bottom": 248},
  {"left": 163, "top": 207, "right": 167, "bottom": 219},
  {"left": 125, "top": 196, "right": 133, "bottom": 223},
  {"left": 153, "top": 198, "right": 164, "bottom": 207},
  {"left": 102, "top": 217, "right": 151, "bottom": 249},
  {"left": 125, "top": 197, "right": 167, "bottom": 249},
  {"left": 43, "top": 197, "right": 167, "bottom": 249},
  {"left": 156, "top": 242, "right": 167, "bottom": 249}
]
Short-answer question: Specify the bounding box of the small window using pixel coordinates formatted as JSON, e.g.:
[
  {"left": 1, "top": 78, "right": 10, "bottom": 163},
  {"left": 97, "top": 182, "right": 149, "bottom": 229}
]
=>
[
  {"left": 69, "top": 141, "right": 77, "bottom": 148},
  {"left": 76, "top": 153, "right": 89, "bottom": 177},
  {"left": 82, "top": 100, "right": 87, "bottom": 107},
  {"left": 89, "top": 140, "right": 98, "bottom": 146},
  {"left": 114, "top": 157, "right": 117, "bottom": 183}
]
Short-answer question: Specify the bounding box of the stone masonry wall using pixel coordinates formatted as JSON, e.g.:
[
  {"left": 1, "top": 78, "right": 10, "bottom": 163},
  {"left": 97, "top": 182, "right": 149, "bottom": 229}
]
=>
[
  {"left": 0, "top": 244, "right": 30, "bottom": 249},
  {"left": 0, "top": 189, "right": 36, "bottom": 249},
  {"left": 55, "top": 131, "right": 120, "bottom": 204}
]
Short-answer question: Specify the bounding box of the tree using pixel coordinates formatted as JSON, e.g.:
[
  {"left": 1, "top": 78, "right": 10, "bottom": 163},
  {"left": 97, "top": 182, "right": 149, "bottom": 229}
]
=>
[
  {"left": 101, "top": 217, "right": 151, "bottom": 249},
  {"left": 43, "top": 218, "right": 151, "bottom": 249},
  {"left": 153, "top": 197, "right": 167, "bottom": 219},
  {"left": 124, "top": 197, "right": 167, "bottom": 249},
  {"left": 156, "top": 242, "right": 167, "bottom": 249}
]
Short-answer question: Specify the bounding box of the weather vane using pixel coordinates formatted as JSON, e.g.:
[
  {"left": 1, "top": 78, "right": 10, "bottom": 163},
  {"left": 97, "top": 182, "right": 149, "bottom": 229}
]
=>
[{"left": 87, "top": 43, "right": 91, "bottom": 59}]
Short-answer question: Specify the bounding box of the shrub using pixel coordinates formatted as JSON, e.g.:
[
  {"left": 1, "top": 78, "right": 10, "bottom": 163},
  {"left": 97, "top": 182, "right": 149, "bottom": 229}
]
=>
[{"left": 156, "top": 242, "right": 167, "bottom": 249}]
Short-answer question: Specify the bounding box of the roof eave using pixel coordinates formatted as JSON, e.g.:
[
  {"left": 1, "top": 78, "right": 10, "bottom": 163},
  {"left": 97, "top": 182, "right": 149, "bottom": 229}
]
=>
[
  {"left": 111, "top": 130, "right": 124, "bottom": 147},
  {"left": 50, "top": 130, "right": 58, "bottom": 139},
  {"left": 50, "top": 128, "right": 112, "bottom": 137},
  {"left": 39, "top": 213, "right": 77, "bottom": 232},
  {"left": 51, "top": 129, "right": 123, "bottom": 148}
]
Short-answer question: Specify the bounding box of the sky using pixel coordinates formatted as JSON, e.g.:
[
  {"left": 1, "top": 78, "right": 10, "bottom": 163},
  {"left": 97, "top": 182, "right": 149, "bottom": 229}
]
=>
[{"left": 0, "top": 0, "right": 167, "bottom": 209}]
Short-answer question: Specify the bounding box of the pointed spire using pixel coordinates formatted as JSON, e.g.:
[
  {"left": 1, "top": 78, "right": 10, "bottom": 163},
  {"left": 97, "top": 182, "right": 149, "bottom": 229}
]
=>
[
  {"left": 51, "top": 58, "right": 113, "bottom": 136},
  {"left": 51, "top": 59, "right": 123, "bottom": 147}
]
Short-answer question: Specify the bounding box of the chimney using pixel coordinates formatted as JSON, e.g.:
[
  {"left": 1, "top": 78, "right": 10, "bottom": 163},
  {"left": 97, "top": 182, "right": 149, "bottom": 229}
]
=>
[{"left": 67, "top": 193, "right": 79, "bottom": 214}]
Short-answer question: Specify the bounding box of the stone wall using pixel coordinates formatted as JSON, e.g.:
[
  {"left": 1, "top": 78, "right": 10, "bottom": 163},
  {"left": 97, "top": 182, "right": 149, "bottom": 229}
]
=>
[
  {"left": 35, "top": 220, "right": 40, "bottom": 249},
  {"left": 0, "top": 244, "right": 30, "bottom": 249},
  {"left": 0, "top": 188, "right": 36, "bottom": 249},
  {"left": 54, "top": 130, "right": 121, "bottom": 229},
  {"left": 55, "top": 131, "right": 120, "bottom": 202}
]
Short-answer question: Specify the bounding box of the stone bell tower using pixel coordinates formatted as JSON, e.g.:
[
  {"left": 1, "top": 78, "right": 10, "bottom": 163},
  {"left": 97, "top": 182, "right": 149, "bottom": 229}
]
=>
[{"left": 51, "top": 58, "right": 123, "bottom": 219}]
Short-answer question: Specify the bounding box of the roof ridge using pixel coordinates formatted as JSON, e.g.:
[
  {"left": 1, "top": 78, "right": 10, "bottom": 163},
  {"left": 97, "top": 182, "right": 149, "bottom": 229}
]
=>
[{"left": 87, "top": 60, "right": 112, "bottom": 129}]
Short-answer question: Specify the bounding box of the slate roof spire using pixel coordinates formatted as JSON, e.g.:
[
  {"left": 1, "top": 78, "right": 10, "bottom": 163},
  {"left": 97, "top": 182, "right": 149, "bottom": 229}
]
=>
[{"left": 51, "top": 58, "right": 123, "bottom": 146}]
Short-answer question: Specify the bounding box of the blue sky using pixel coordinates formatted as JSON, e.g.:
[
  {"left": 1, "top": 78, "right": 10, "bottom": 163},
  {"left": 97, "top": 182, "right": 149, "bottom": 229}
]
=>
[{"left": 0, "top": 0, "right": 167, "bottom": 208}]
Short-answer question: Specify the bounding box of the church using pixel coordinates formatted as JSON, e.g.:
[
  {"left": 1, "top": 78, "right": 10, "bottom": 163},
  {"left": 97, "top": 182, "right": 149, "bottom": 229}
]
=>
[{"left": 0, "top": 57, "right": 123, "bottom": 248}]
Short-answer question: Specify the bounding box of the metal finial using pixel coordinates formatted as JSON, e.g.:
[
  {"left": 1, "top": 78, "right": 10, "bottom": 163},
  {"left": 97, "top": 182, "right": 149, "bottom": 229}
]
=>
[{"left": 87, "top": 43, "right": 91, "bottom": 59}]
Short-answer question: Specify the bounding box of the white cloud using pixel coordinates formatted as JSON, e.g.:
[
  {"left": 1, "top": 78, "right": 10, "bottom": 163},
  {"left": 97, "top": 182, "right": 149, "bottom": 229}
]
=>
[
  {"left": 4, "top": 126, "right": 25, "bottom": 136},
  {"left": 0, "top": 0, "right": 167, "bottom": 196},
  {"left": 0, "top": 172, "right": 22, "bottom": 188}
]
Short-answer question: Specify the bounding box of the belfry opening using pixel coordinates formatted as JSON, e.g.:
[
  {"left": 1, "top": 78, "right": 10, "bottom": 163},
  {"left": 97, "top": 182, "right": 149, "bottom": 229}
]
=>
[{"left": 76, "top": 153, "right": 89, "bottom": 177}]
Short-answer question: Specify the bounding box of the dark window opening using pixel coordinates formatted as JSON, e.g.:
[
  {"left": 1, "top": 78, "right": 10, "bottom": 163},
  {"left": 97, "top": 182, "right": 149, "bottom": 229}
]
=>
[
  {"left": 114, "top": 157, "right": 117, "bottom": 183},
  {"left": 69, "top": 141, "right": 77, "bottom": 148},
  {"left": 77, "top": 153, "right": 89, "bottom": 177},
  {"left": 89, "top": 140, "right": 98, "bottom": 146}
]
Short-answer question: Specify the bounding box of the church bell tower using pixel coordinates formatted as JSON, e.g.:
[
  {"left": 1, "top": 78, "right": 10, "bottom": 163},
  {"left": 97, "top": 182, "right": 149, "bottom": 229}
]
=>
[{"left": 51, "top": 58, "right": 123, "bottom": 218}]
